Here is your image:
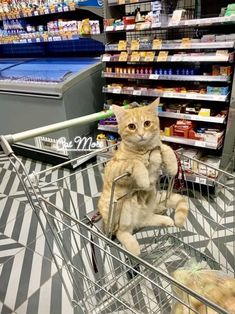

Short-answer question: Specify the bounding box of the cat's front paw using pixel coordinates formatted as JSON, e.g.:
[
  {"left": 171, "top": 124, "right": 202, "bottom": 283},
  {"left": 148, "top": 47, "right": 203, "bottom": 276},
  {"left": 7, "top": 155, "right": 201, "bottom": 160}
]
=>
[
  {"left": 162, "top": 216, "right": 175, "bottom": 227},
  {"left": 137, "top": 176, "right": 150, "bottom": 190},
  {"left": 161, "top": 144, "right": 178, "bottom": 176},
  {"left": 132, "top": 165, "right": 150, "bottom": 190}
]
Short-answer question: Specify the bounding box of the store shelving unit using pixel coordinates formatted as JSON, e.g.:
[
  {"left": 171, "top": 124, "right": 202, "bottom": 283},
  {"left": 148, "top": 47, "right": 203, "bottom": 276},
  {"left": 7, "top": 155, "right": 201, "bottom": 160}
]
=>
[
  {"left": 98, "top": 0, "right": 235, "bottom": 184},
  {"left": 0, "top": 1, "right": 105, "bottom": 57}
]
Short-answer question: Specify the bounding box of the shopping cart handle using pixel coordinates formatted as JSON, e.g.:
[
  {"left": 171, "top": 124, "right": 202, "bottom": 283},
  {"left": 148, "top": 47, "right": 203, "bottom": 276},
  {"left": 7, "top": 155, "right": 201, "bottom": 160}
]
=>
[{"left": 3, "top": 105, "right": 129, "bottom": 145}]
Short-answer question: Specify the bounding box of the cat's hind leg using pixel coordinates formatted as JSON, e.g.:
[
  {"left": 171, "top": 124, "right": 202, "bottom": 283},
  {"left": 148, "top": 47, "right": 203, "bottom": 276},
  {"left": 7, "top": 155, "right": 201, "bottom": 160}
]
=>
[
  {"left": 139, "top": 214, "right": 174, "bottom": 228},
  {"left": 116, "top": 230, "right": 141, "bottom": 256}
]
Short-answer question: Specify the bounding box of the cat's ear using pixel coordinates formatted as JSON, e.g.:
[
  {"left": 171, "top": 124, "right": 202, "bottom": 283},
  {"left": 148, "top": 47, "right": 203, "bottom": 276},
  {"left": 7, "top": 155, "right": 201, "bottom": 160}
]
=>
[
  {"left": 112, "top": 105, "right": 126, "bottom": 122},
  {"left": 148, "top": 98, "right": 160, "bottom": 114}
]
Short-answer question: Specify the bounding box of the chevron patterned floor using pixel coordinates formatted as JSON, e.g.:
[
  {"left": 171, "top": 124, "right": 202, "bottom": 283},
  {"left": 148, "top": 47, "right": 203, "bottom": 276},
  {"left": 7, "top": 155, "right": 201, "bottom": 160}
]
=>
[{"left": 0, "top": 154, "right": 234, "bottom": 314}]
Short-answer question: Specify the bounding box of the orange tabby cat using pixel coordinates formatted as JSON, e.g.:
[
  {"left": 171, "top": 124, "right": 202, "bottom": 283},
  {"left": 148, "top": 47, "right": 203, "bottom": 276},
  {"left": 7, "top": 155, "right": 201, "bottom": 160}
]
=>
[{"left": 98, "top": 98, "right": 189, "bottom": 255}]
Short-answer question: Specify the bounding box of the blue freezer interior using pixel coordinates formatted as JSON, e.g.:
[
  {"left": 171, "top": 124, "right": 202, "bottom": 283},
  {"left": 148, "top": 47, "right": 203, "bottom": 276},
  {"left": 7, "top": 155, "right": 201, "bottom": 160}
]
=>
[{"left": 0, "top": 57, "right": 100, "bottom": 83}]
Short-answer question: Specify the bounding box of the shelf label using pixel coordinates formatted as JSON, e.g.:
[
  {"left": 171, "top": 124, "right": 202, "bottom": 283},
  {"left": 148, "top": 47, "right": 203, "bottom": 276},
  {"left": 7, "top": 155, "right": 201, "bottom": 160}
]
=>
[
  {"left": 157, "top": 51, "right": 168, "bottom": 62},
  {"left": 48, "top": 37, "right": 53, "bottom": 41},
  {"left": 27, "top": 38, "right": 32, "bottom": 43},
  {"left": 195, "top": 177, "right": 207, "bottom": 185},
  {"left": 131, "top": 39, "right": 139, "bottom": 51},
  {"left": 63, "top": 6, "right": 69, "bottom": 11},
  {"left": 116, "top": 25, "right": 124, "bottom": 31},
  {"left": 133, "top": 90, "right": 142, "bottom": 95},
  {"left": 53, "top": 36, "right": 61, "bottom": 41},
  {"left": 36, "top": 37, "right": 41, "bottom": 42},
  {"left": 216, "top": 49, "right": 229, "bottom": 56},
  {"left": 58, "top": 6, "right": 63, "bottom": 12},
  {"left": 130, "top": 51, "right": 140, "bottom": 62},
  {"left": 102, "top": 55, "right": 111, "bottom": 62},
  {"left": 105, "top": 25, "right": 114, "bottom": 32},
  {"left": 45, "top": 8, "right": 49, "bottom": 14},
  {"left": 151, "top": 22, "right": 161, "bottom": 28},
  {"left": 168, "top": 9, "right": 184, "bottom": 26},
  {"left": 34, "top": 11, "right": 39, "bottom": 16},
  {"left": 112, "top": 88, "right": 121, "bottom": 94},
  {"left": 119, "top": 51, "right": 128, "bottom": 62},
  {"left": 152, "top": 39, "right": 162, "bottom": 50},
  {"left": 181, "top": 37, "right": 191, "bottom": 48},
  {"left": 118, "top": 0, "right": 125, "bottom": 4},
  {"left": 149, "top": 74, "right": 159, "bottom": 80},
  {"left": 195, "top": 140, "right": 206, "bottom": 147},
  {"left": 144, "top": 51, "right": 155, "bottom": 62},
  {"left": 126, "top": 24, "right": 135, "bottom": 30},
  {"left": 118, "top": 40, "right": 127, "bottom": 51}
]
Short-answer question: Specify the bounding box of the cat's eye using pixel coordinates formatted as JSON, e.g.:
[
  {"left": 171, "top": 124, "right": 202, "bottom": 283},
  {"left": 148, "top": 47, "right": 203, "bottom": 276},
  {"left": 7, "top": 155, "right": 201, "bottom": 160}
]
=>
[
  {"left": 128, "top": 123, "right": 136, "bottom": 130},
  {"left": 144, "top": 121, "right": 151, "bottom": 127}
]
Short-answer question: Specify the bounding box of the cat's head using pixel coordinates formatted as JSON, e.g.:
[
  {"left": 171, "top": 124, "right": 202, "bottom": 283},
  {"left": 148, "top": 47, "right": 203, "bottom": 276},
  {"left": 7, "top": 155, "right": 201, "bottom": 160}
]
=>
[{"left": 112, "top": 98, "right": 161, "bottom": 149}]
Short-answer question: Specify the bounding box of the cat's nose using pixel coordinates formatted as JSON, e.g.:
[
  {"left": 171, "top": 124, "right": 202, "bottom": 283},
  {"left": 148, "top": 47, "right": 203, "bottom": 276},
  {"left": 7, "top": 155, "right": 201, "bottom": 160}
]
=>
[{"left": 138, "top": 133, "right": 145, "bottom": 139}]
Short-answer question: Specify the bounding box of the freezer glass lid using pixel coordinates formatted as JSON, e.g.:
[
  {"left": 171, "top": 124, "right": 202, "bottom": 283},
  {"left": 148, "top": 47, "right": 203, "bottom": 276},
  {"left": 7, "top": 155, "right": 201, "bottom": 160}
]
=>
[{"left": 0, "top": 58, "right": 100, "bottom": 83}]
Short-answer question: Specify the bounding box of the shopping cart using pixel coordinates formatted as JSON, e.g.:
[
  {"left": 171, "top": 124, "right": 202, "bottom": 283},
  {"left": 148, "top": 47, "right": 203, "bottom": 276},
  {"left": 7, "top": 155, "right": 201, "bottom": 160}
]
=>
[{"left": 0, "top": 111, "right": 235, "bottom": 314}]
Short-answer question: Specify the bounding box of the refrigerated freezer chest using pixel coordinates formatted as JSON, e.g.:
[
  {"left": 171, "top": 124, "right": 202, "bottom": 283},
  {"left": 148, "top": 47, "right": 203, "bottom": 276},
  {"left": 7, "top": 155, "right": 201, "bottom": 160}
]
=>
[{"left": 0, "top": 57, "right": 104, "bottom": 166}]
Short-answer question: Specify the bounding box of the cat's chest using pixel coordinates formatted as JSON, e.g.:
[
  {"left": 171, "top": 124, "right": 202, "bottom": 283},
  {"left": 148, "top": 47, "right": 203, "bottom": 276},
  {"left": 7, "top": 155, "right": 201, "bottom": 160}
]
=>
[{"left": 141, "top": 149, "right": 162, "bottom": 169}]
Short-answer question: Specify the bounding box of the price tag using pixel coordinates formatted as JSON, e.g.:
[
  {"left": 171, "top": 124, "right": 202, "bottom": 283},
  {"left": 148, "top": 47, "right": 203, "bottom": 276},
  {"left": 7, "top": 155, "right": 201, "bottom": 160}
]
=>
[
  {"left": 48, "top": 37, "right": 53, "bottom": 41},
  {"left": 20, "top": 39, "right": 27, "bottom": 43},
  {"left": 151, "top": 22, "right": 161, "bottom": 28},
  {"left": 45, "top": 8, "right": 49, "bottom": 14},
  {"left": 102, "top": 55, "right": 111, "bottom": 62},
  {"left": 195, "top": 177, "right": 206, "bottom": 185},
  {"left": 152, "top": 39, "right": 162, "bottom": 50},
  {"left": 168, "top": 9, "right": 184, "bottom": 26},
  {"left": 126, "top": 24, "right": 135, "bottom": 30},
  {"left": 144, "top": 51, "right": 155, "bottom": 62},
  {"left": 216, "top": 49, "right": 229, "bottom": 56},
  {"left": 53, "top": 36, "right": 61, "bottom": 41},
  {"left": 36, "top": 37, "right": 41, "bottom": 42},
  {"left": 118, "top": 0, "right": 125, "bottom": 3},
  {"left": 130, "top": 40, "right": 139, "bottom": 51},
  {"left": 181, "top": 38, "right": 191, "bottom": 48},
  {"left": 195, "top": 140, "right": 206, "bottom": 147},
  {"left": 58, "top": 6, "right": 63, "bottom": 12},
  {"left": 115, "top": 25, "right": 124, "bottom": 31},
  {"left": 130, "top": 52, "right": 140, "bottom": 62},
  {"left": 118, "top": 40, "right": 127, "bottom": 51},
  {"left": 34, "top": 11, "right": 39, "bottom": 16},
  {"left": 105, "top": 25, "right": 114, "bottom": 32},
  {"left": 113, "top": 88, "right": 121, "bottom": 94},
  {"left": 119, "top": 52, "right": 128, "bottom": 62},
  {"left": 63, "top": 6, "right": 69, "bottom": 11},
  {"left": 149, "top": 74, "right": 159, "bottom": 80},
  {"left": 27, "top": 38, "right": 32, "bottom": 43},
  {"left": 133, "top": 90, "right": 142, "bottom": 96},
  {"left": 157, "top": 51, "right": 168, "bottom": 62}
]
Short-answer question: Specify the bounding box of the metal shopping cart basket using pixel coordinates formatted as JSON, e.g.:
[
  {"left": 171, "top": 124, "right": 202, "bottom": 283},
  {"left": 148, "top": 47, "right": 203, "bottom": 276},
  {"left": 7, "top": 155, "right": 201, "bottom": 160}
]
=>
[{"left": 0, "top": 110, "right": 235, "bottom": 314}]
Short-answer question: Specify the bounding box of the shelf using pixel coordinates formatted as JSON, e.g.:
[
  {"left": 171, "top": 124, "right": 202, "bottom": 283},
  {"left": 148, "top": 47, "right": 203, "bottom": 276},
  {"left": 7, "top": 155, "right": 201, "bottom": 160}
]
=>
[
  {"left": 158, "top": 112, "right": 226, "bottom": 124},
  {"left": 105, "top": 41, "right": 235, "bottom": 52},
  {"left": 161, "top": 136, "right": 222, "bottom": 150},
  {"left": 103, "top": 87, "right": 229, "bottom": 102},
  {"left": 102, "top": 53, "right": 233, "bottom": 63},
  {"left": 108, "top": 0, "right": 150, "bottom": 6},
  {"left": 0, "top": 33, "right": 105, "bottom": 46},
  {"left": 102, "top": 72, "right": 230, "bottom": 82},
  {"left": 184, "top": 173, "right": 215, "bottom": 186},
  {"left": 104, "top": 15, "right": 235, "bottom": 33},
  {"left": 98, "top": 124, "right": 118, "bottom": 132},
  {"left": 0, "top": 4, "right": 103, "bottom": 21}
]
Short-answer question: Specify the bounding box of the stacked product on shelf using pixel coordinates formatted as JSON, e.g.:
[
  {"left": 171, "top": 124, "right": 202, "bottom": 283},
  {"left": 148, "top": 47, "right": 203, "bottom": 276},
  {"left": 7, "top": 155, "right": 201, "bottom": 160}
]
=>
[{"left": 99, "top": 0, "right": 235, "bottom": 185}]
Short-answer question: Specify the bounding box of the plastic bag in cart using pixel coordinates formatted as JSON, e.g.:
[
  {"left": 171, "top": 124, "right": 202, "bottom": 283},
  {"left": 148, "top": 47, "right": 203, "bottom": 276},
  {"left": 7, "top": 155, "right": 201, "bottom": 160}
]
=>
[{"left": 171, "top": 258, "right": 235, "bottom": 314}]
